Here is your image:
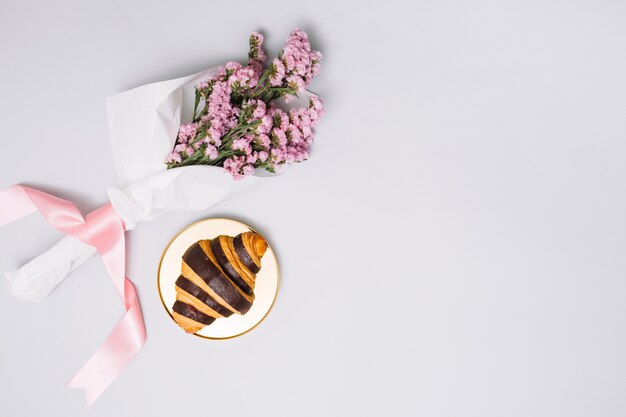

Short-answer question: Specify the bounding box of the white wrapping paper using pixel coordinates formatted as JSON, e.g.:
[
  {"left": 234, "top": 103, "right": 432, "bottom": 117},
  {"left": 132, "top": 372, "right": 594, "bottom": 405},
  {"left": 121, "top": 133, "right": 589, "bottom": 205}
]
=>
[{"left": 4, "top": 66, "right": 281, "bottom": 302}]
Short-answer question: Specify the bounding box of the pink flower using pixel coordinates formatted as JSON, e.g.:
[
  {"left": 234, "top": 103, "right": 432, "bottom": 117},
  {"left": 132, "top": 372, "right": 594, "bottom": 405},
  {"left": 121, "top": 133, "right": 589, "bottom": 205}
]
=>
[
  {"left": 205, "top": 145, "right": 218, "bottom": 159},
  {"left": 207, "top": 126, "right": 222, "bottom": 145},
  {"left": 273, "top": 128, "right": 288, "bottom": 146},
  {"left": 250, "top": 32, "right": 264, "bottom": 45},
  {"left": 295, "top": 61, "right": 307, "bottom": 76},
  {"left": 232, "top": 137, "right": 252, "bottom": 155},
  {"left": 311, "top": 52, "right": 322, "bottom": 76},
  {"left": 165, "top": 151, "right": 182, "bottom": 164},
  {"left": 252, "top": 100, "right": 266, "bottom": 119},
  {"left": 287, "top": 75, "right": 305, "bottom": 92},
  {"left": 225, "top": 61, "right": 243, "bottom": 72},
  {"left": 271, "top": 147, "right": 286, "bottom": 164},
  {"left": 258, "top": 150, "right": 269, "bottom": 162},
  {"left": 248, "top": 32, "right": 266, "bottom": 72},
  {"left": 242, "top": 164, "right": 255, "bottom": 176},
  {"left": 286, "top": 125, "right": 302, "bottom": 144},
  {"left": 276, "top": 109, "right": 290, "bottom": 130},
  {"left": 229, "top": 67, "right": 258, "bottom": 89},
  {"left": 256, "top": 134, "right": 270, "bottom": 148},
  {"left": 308, "top": 95, "right": 324, "bottom": 126},
  {"left": 277, "top": 28, "right": 323, "bottom": 90},
  {"left": 270, "top": 58, "right": 286, "bottom": 86},
  {"left": 247, "top": 153, "right": 258, "bottom": 164},
  {"left": 224, "top": 156, "right": 246, "bottom": 180},
  {"left": 177, "top": 123, "right": 197, "bottom": 143},
  {"left": 174, "top": 144, "right": 187, "bottom": 154},
  {"left": 256, "top": 115, "right": 273, "bottom": 134},
  {"left": 294, "top": 148, "right": 309, "bottom": 162}
]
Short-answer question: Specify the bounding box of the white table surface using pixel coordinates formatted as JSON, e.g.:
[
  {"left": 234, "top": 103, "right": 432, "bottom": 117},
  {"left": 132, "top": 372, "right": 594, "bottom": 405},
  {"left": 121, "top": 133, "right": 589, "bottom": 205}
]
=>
[{"left": 1, "top": 1, "right": 626, "bottom": 416}]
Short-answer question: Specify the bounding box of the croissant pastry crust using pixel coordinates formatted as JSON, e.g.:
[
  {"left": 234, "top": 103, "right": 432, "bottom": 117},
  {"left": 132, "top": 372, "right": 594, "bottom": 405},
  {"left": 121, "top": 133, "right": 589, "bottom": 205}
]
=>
[{"left": 172, "top": 231, "right": 268, "bottom": 333}]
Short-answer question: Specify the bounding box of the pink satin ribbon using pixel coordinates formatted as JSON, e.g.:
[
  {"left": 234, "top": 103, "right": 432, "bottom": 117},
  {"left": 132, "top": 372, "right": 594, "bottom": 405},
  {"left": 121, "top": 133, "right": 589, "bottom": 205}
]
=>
[{"left": 0, "top": 185, "right": 146, "bottom": 406}]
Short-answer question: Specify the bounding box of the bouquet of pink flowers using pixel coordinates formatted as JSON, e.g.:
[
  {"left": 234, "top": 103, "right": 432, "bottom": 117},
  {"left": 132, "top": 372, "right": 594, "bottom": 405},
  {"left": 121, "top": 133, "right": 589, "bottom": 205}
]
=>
[{"left": 165, "top": 29, "right": 324, "bottom": 179}]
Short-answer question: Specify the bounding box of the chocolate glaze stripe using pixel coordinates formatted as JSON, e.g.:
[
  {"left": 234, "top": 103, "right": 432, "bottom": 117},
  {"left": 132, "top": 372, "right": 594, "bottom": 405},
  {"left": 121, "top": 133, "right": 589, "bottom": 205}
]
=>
[
  {"left": 183, "top": 243, "right": 253, "bottom": 314},
  {"left": 175, "top": 276, "right": 233, "bottom": 317},
  {"left": 182, "top": 261, "right": 238, "bottom": 314},
  {"left": 176, "top": 287, "right": 220, "bottom": 318},
  {"left": 173, "top": 301, "right": 216, "bottom": 325},
  {"left": 199, "top": 240, "right": 255, "bottom": 302},
  {"left": 233, "top": 234, "right": 260, "bottom": 273},
  {"left": 176, "top": 285, "right": 222, "bottom": 319},
  {"left": 225, "top": 237, "right": 257, "bottom": 287},
  {"left": 211, "top": 237, "right": 253, "bottom": 295}
]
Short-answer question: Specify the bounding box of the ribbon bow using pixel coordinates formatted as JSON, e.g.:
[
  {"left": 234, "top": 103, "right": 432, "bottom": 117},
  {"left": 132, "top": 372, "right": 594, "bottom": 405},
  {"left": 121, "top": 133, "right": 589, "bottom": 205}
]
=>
[{"left": 0, "top": 185, "right": 146, "bottom": 406}]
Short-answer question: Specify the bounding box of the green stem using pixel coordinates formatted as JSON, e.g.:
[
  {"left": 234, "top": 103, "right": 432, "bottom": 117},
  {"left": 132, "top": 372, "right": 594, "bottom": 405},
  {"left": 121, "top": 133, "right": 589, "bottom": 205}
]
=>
[{"left": 192, "top": 90, "right": 201, "bottom": 122}]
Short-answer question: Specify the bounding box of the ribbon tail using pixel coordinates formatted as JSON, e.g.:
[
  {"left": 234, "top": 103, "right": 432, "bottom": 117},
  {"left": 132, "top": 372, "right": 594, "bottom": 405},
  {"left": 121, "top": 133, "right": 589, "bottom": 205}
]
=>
[{"left": 66, "top": 278, "right": 146, "bottom": 407}]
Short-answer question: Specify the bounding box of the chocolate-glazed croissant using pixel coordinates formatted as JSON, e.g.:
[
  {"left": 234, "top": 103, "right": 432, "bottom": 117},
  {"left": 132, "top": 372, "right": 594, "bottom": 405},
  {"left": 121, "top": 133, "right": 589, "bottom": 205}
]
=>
[{"left": 172, "top": 232, "right": 268, "bottom": 333}]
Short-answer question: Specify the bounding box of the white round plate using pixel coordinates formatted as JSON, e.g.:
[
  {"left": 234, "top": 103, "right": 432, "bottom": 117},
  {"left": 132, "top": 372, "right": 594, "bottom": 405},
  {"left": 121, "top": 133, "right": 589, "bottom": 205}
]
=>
[{"left": 157, "top": 218, "right": 279, "bottom": 339}]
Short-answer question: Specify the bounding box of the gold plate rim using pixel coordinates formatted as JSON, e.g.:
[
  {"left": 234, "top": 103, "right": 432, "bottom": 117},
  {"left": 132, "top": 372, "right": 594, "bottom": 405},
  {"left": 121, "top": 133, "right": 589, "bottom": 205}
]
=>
[{"left": 156, "top": 217, "right": 280, "bottom": 340}]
